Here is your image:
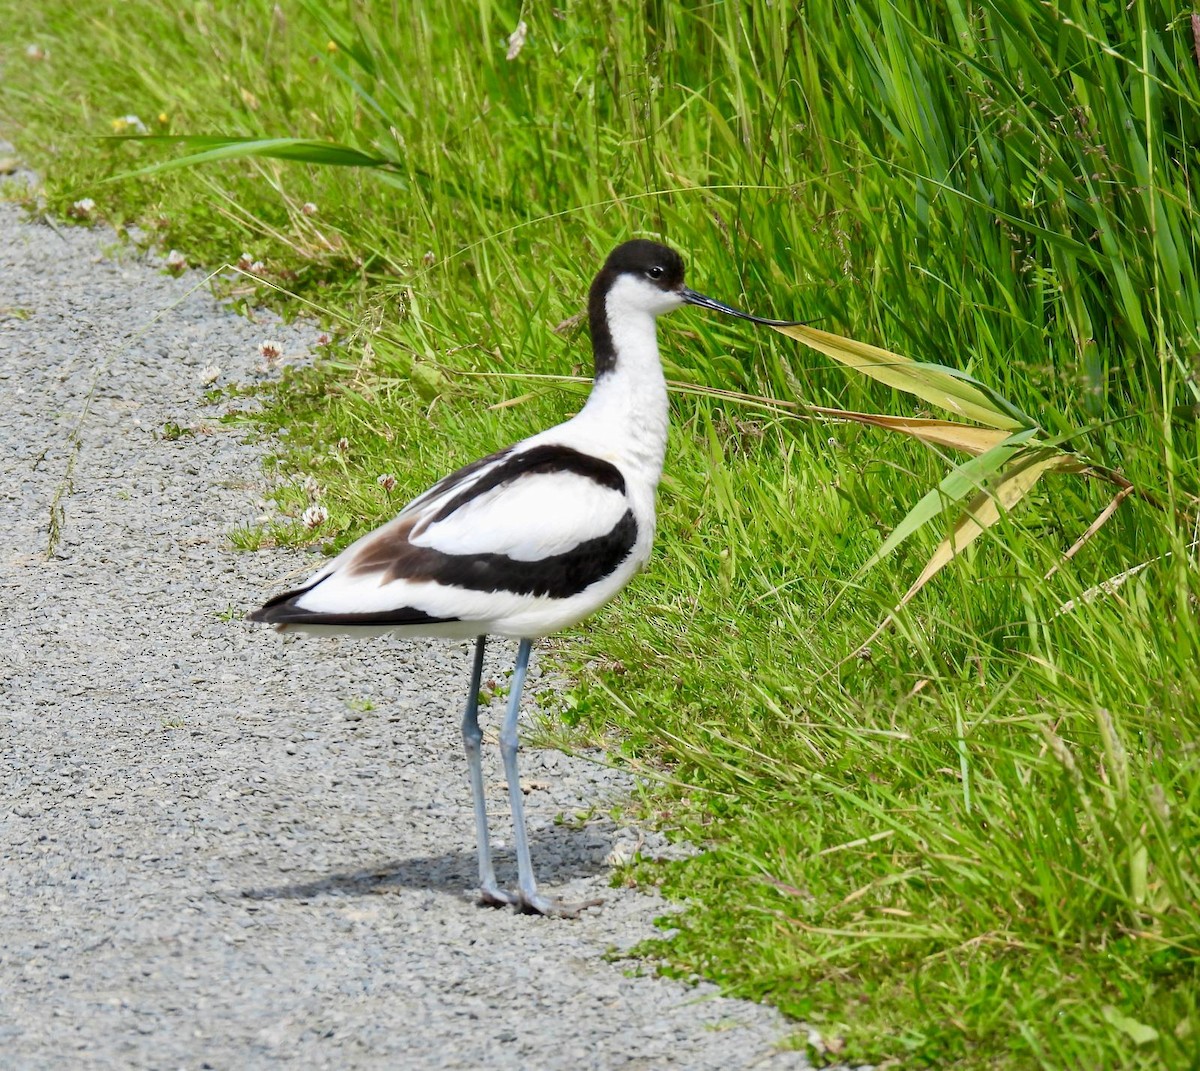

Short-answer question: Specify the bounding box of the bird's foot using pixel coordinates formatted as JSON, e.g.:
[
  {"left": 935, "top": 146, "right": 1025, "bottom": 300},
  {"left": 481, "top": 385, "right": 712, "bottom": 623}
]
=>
[
  {"left": 514, "top": 890, "right": 605, "bottom": 918},
  {"left": 476, "top": 883, "right": 518, "bottom": 909}
]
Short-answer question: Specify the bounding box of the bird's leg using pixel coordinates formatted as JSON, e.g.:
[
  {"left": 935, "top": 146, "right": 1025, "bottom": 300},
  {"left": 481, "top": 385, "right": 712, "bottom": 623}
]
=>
[
  {"left": 461, "top": 635, "right": 513, "bottom": 907},
  {"left": 498, "top": 639, "right": 557, "bottom": 914},
  {"left": 498, "top": 640, "right": 601, "bottom": 917}
]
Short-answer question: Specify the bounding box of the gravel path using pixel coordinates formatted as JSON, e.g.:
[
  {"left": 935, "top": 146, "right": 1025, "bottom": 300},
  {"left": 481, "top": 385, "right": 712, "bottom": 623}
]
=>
[{"left": 0, "top": 173, "right": 810, "bottom": 1069}]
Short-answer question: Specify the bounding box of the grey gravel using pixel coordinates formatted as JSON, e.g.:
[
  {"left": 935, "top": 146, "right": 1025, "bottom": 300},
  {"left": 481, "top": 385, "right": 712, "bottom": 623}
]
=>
[{"left": 0, "top": 166, "right": 814, "bottom": 1069}]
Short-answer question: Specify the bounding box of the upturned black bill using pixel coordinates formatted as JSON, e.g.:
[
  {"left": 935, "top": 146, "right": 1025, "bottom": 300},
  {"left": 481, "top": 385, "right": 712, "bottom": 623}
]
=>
[{"left": 680, "top": 287, "right": 805, "bottom": 327}]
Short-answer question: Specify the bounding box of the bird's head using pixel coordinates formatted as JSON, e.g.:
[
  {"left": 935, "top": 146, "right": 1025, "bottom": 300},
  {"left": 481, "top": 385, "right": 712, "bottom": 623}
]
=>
[{"left": 591, "top": 239, "right": 802, "bottom": 325}]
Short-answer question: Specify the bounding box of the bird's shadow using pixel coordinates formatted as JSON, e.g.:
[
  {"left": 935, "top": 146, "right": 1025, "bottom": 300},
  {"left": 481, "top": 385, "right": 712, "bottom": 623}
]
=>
[{"left": 241, "top": 822, "right": 617, "bottom": 903}]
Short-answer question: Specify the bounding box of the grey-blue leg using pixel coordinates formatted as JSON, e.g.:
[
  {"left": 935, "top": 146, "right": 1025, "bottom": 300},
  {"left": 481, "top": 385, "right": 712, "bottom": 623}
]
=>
[
  {"left": 461, "top": 635, "right": 514, "bottom": 907},
  {"left": 498, "top": 638, "right": 560, "bottom": 913}
]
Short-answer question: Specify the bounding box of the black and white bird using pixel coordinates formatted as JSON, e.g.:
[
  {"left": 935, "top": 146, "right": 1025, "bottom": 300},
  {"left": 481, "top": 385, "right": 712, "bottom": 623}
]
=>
[{"left": 248, "top": 239, "right": 798, "bottom": 915}]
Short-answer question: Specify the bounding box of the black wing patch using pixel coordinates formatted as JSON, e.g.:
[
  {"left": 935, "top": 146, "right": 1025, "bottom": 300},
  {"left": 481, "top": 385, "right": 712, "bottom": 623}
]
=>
[
  {"left": 346, "top": 509, "right": 637, "bottom": 596},
  {"left": 426, "top": 444, "right": 626, "bottom": 527}
]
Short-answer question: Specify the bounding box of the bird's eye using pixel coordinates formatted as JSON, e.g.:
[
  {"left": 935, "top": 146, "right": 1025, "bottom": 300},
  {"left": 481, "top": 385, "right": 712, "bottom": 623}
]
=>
[{"left": 646, "top": 265, "right": 665, "bottom": 280}]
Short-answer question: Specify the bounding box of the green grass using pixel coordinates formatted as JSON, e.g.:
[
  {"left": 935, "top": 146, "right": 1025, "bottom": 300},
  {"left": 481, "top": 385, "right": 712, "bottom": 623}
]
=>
[{"left": 4, "top": 1, "right": 1199, "bottom": 1065}]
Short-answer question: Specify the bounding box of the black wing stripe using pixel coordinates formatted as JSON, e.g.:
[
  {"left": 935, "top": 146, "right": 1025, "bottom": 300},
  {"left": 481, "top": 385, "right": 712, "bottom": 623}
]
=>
[
  {"left": 410, "top": 508, "right": 637, "bottom": 597},
  {"left": 428, "top": 444, "right": 626, "bottom": 525},
  {"left": 248, "top": 602, "right": 457, "bottom": 627},
  {"left": 408, "top": 445, "right": 514, "bottom": 513}
]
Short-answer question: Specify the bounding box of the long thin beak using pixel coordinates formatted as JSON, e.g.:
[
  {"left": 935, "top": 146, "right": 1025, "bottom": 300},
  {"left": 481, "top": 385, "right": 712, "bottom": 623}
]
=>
[{"left": 680, "top": 287, "right": 805, "bottom": 327}]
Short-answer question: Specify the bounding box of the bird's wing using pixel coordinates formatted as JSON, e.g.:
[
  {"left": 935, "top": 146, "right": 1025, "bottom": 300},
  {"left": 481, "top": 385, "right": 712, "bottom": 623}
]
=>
[
  {"left": 409, "top": 469, "right": 626, "bottom": 560},
  {"left": 251, "top": 443, "right": 636, "bottom": 627},
  {"left": 352, "top": 442, "right": 631, "bottom": 572},
  {"left": 397, "top": 444, "right": 515, "bottom": 520}
]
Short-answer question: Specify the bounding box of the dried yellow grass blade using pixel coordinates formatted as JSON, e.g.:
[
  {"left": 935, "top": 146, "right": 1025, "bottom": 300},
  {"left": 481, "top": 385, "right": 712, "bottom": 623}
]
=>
[
  {"left": 771, "top": 323, "right": 1028, "bottom": 431},
  {"left": 821, "top": 410, "right": 1012, "bottom": 455},
  {"left": 1043, "top": 486, "right": 1134, "bottom": 581},
  {"left": 897, "top": 449, "right": 1083, "bottom": 611}
]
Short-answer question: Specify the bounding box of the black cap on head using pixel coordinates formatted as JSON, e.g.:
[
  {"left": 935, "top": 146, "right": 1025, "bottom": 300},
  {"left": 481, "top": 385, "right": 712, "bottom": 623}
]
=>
[{"left": 598, "top": 239, "right": 686, "bottom": 292}]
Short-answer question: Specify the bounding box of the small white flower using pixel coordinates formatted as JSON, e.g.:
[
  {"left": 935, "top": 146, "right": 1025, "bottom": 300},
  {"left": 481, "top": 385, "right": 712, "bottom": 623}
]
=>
[
  {"left": 25, "top": 44, "right": 47, "bottom": 61},
  {"left": 301, "top": 202, "right": 318, "bottom": 216},
  {"left": 336, "top": 437, "right": 350, "bottom": 453},
  {"left": 376, "top": 473, "right": 397, "bottom": 492},
  {"left": 164, "top": 249, "right": 187, "bottom": 274},
  {"left": 421, "top": 250, "right": 436, "bottom": 267},
  {"left": 199, "top": 364, "right": 222, "bottom": 386},
  {"left": 249, "top": 260, "right": 267, "bottom": 275},
  {"left": 301, "top": 505, "right": 328, "bottom": 530},
  {"left": 69, "top": 198, "right": 96, "bottom": 219},
  {"left": 302, "top": 475, "right": 322, "bottom": 499},
  {"left": 236, "top": 252, "right": 254, "bottom": 271},
  {"left": 316, "top": 333, "right": 331, "bottom": 346},
  {"left": 258, "top": 340, "right": 283, "bottom": 363}
]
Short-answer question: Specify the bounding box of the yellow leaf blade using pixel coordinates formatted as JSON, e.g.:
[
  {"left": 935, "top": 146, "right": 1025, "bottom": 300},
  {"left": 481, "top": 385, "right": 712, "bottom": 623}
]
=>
[
  {"left": 813, "top": 409, "right": 1013, "bottom": 454},
  {"left": 772, "top": 323, "right": 1027, "bottom": 430}
]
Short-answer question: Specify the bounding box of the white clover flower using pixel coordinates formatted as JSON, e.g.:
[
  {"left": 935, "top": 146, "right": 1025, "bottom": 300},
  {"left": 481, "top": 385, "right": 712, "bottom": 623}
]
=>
[
  {"left": 69, "top": 198, "right": 96, "bottom": 219},
  {"left": 301, "top": 505, "right": 328, "bottom": 530},
  {"left": 258, "top": 340, "right": 283, "bottom": 363},
  {"left": 164, "top": 249, "right": 187, "bottom": 274},
  {"left": 236, "top": 252, "right": 254, "bottom": 271},
  {"left": 301, "top": 202, "right": 318, "bottom": 216},
  {"left": 199, "top": 364, "right": 222, "bottom": 386},
  {"left": 25, "top": 44, "right": 48, "bottom": 61},
  {"left": 376, "top": 473, "right": 397, "bottom": 492}
]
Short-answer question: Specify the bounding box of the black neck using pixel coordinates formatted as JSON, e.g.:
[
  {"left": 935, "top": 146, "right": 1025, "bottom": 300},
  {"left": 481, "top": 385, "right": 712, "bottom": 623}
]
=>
[{"left": 587, "top": 268, "right": 618, "bottom": 379}]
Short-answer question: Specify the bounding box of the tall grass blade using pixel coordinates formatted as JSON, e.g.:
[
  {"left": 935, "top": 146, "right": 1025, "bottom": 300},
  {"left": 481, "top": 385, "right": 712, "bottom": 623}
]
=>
[{"left": 101, "top": 136, "right": 401, "bottom": 182}]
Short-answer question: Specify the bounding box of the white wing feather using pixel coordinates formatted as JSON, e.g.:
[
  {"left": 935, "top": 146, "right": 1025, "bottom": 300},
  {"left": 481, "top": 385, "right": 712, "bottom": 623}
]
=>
[{"left": 411, "top": 470, "right": 627, "bottom": 560}]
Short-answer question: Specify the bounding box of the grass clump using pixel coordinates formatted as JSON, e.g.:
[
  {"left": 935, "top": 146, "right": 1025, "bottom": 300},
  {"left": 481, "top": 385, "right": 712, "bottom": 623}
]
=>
[{"left": 3, "top": 0, "right": 1199, "bottom": 1066}]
